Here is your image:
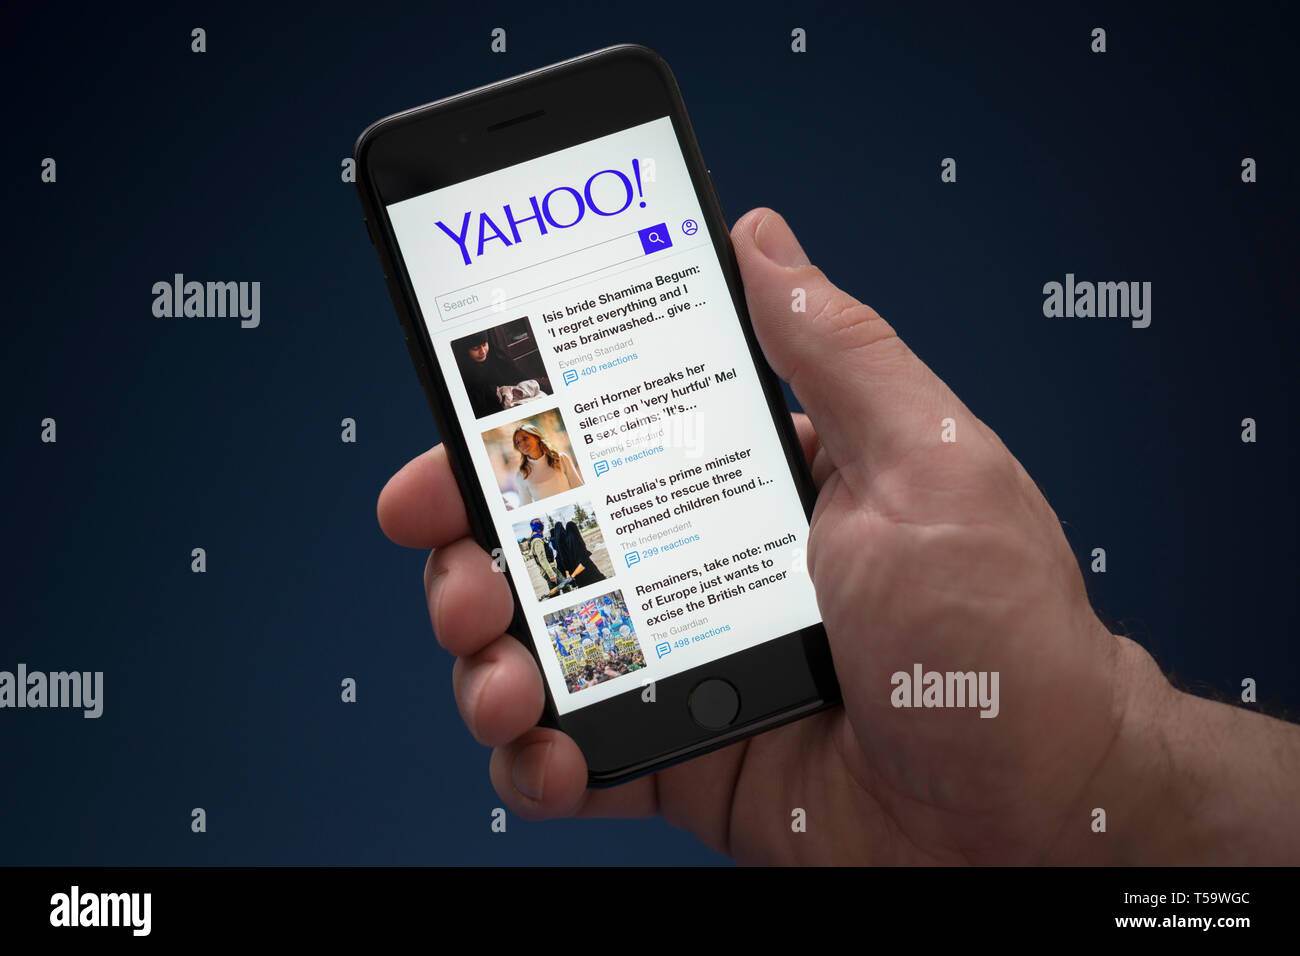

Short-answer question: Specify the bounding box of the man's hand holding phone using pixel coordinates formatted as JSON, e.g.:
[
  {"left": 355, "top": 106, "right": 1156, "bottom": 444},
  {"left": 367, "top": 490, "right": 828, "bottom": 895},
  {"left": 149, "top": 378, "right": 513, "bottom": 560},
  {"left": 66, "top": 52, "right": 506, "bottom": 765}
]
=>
[{"left": 377, "top": 208, "right": 1300, "bottom": 864}]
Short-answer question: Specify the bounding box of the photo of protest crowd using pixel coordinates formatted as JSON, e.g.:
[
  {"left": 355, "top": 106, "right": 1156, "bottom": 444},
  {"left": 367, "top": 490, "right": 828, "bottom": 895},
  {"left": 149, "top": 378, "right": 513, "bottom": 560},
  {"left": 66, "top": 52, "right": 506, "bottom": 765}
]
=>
[
  {"left": 511, "top": 500, "right": 614, "bottom": 601},
  {"left": 542, "top": 590, "right": 647, "bottom": 694}
]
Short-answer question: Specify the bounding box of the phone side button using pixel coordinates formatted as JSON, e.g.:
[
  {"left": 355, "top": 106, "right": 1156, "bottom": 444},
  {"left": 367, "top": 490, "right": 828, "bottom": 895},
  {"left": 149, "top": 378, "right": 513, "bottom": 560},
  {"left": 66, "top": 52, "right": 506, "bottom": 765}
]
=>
[{"left": 687, "top": 678, "right": 740, "bottom": 730}]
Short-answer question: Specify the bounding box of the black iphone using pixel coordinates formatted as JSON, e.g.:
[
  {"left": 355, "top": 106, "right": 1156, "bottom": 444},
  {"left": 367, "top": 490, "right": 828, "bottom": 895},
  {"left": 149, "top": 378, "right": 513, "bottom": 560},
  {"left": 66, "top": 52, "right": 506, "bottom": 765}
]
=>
[{"left": 354, "top": 44, "right": 840, "bottom": 787}]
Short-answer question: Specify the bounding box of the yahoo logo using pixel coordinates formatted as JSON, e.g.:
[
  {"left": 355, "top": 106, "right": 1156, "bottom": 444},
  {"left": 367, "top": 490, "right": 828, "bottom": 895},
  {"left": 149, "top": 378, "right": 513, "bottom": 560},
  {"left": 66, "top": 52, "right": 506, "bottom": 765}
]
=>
[{"left": 436, "top": 159, "right": 646, "bottom": 266}]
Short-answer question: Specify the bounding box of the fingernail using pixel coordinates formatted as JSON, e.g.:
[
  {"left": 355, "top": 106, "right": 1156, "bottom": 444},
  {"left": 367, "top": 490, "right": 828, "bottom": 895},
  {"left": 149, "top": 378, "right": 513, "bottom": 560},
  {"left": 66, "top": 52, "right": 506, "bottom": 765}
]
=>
[
  {"left": 755, "top": 211, "right": 810, "bottom": 268},
  {"left": 513, "top": 741, "right": 552, "bottom": 801},
  {"left": 425, "top": 567, "right": 447, "bottom": 639},
  {"left": 465, "top": 661, "right": 498, "bottom": 738}
]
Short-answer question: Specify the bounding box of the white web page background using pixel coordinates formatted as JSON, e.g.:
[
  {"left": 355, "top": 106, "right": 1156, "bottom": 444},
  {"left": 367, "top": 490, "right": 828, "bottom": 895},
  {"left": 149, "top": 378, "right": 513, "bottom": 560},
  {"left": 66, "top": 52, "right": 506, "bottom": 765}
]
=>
[{"left": 388, "top": 116, "right": 821, "bottom": 715}]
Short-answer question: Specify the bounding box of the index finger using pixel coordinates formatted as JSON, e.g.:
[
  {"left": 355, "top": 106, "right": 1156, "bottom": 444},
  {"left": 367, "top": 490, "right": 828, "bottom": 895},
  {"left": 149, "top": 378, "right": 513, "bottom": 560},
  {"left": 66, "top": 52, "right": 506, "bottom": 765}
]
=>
[{"left": 377, "top": 444, "right": 472, "bottom": 548}]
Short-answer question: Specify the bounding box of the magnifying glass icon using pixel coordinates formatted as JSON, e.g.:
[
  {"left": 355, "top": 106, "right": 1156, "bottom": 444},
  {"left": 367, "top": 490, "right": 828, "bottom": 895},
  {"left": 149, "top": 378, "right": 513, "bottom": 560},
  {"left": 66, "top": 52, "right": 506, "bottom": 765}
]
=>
[{"left": 638, "top": 222, "right": 673, "bottom": 253}]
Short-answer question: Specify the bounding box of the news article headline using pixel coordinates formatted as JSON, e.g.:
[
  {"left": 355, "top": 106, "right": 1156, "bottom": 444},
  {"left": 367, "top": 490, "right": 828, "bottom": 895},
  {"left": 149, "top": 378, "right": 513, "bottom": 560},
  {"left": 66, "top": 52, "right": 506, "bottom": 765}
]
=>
[
  {"left": 573, "top": 361, "right": 737, "bottom": 456},
  {"left": 631, "top": 524, "right": 801, "bottom": 625},
  {"left": 542, "top": 266, "right": 701, "bottom": 352}
]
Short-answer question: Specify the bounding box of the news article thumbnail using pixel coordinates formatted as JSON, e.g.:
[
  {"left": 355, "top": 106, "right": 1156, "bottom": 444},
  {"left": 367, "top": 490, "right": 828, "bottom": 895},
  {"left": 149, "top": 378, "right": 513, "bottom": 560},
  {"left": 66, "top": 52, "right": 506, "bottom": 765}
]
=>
[
  {"left": 511, "top": 500, "right": 614, "bottom": 601},
  {"left": 481, "top": 407, "right": 584, "bottom": 509},
  {"left": 452, "top": 317, "right": 552, "bottom": 419},
  {"left": 543, "top": 589, "right": 647, "bottom": 694}
]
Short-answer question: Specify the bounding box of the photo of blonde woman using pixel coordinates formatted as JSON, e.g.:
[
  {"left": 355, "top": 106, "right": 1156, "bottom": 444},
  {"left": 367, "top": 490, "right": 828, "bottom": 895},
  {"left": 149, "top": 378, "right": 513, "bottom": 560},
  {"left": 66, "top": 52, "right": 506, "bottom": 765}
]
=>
[{"left": 481, "top": 409, "right": 584, "bottom": 509}]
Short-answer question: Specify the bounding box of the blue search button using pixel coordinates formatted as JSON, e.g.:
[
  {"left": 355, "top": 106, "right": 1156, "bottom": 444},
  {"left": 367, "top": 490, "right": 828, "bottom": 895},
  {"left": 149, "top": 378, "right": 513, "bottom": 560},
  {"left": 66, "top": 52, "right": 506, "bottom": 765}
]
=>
[{"left": 638, "top": 223, "right": 672, "bottom": 254}]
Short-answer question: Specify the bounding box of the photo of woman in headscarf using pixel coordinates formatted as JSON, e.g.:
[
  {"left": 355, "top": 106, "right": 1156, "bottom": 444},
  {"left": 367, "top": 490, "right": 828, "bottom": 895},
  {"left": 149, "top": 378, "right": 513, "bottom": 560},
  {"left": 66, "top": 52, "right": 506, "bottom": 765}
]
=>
[
  {"left": 553, "top": 518, "right": 607, "bottom": 591},
  {"left": 511, "top": 499, "right": 615, "bottom": 600},
  {"left": 452, "top": 320, "right": 551, "bottom": 419}
]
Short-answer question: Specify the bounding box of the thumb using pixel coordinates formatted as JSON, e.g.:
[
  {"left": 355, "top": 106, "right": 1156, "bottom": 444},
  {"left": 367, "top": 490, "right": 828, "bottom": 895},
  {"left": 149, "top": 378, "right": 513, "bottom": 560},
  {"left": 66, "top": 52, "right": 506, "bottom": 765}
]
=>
[{"left": 731, "top": 208, "right": 955, "bottom": 475}]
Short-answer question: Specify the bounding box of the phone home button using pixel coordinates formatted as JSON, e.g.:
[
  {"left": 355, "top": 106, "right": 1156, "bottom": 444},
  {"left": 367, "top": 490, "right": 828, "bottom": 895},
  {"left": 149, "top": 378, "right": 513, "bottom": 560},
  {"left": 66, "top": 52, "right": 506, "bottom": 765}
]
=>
[{"left": 687, "top": 678, "right": 740, "bottom": 730}]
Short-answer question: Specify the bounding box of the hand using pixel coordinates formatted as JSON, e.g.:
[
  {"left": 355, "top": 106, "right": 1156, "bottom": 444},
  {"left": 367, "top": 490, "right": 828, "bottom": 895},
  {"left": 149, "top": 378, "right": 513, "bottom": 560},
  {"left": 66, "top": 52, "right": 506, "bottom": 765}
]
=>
[{"left": 377, "top": 209, "right": 1300, "bottom": 864}]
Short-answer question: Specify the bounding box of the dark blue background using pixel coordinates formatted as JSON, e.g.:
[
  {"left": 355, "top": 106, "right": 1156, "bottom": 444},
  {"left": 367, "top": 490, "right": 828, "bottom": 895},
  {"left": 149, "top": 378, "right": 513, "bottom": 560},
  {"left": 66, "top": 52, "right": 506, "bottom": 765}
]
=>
[{"left": 3, "top": 1, "right": 1295, "bottom": 864}]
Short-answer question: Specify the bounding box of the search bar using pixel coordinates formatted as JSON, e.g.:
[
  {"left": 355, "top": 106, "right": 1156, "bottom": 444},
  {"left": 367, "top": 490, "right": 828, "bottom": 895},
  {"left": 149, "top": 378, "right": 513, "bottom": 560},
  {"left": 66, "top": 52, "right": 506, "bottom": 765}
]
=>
[{"left": 434, "top": 223, "right": 674, "bottom": 324}]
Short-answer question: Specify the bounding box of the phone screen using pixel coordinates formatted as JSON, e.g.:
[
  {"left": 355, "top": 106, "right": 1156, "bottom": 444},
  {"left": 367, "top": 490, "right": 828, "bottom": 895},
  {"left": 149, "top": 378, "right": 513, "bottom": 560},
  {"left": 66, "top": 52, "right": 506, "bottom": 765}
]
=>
[{"left": 386, "top": 115, "right": 822, "bottom": 715}]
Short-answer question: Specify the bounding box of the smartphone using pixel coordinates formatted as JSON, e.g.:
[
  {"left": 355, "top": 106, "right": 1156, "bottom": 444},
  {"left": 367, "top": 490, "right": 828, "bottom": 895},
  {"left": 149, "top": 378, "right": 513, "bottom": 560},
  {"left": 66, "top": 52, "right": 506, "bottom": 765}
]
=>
[{"left": 354, "top": 44, "right": 840, "bottom": 787}]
